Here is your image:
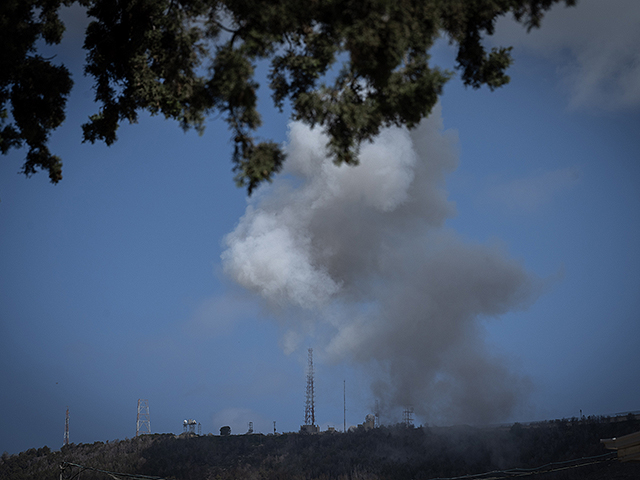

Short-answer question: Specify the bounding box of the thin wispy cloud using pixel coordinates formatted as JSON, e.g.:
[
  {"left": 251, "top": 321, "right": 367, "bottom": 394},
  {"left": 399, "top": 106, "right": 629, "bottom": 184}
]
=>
[
  {"left": 187, "top": 292, "right": 261, "bottom": 338},
  {"left": 492, "top": 0, "right": 640, "bottom": 110},
  {"left": 484, "top": 167, "right": 580, "bottom": 213}
]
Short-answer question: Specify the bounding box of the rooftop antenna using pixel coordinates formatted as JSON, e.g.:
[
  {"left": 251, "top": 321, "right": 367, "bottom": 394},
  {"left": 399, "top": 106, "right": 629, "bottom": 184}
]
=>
[
  {"left": 136, "top": 399, "right": 151, "bottom": 436},
  {"left": 63, "top": 407, "right": 69, "bottom": 446},
  {"left": 343, "top": 380, "right": 346, "bottom": 433},
  {"left": 304, "top": 348, "right": 315, "bottom": 426}
]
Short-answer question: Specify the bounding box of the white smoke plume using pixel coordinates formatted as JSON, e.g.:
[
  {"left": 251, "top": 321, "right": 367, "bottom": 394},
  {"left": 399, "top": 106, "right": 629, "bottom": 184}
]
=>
[{"left": 221, "top": 105, "right": 542, "bottom": 425}]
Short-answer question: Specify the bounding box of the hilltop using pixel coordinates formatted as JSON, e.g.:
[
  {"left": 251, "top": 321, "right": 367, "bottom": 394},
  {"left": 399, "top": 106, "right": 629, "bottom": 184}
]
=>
[{"left": 2, "top": 415, "right": 639, "bottom": 480}]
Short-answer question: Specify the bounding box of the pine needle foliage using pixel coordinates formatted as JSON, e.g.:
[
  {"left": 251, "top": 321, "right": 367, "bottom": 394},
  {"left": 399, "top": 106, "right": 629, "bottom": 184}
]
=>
[{"left": 1, "top": 0, "right": 576, "bottom": 193}]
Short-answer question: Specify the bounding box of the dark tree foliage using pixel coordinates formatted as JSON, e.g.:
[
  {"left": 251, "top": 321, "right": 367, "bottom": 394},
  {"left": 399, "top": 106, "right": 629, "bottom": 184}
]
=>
[
  {"left": 1, "top": 417, "right": 640, "bottom": 480},
  {"left": 2, "top": 0, "right": 576, "bottom": 193},
  {"left": 1, "top": 0, "right": 74, "bottom": 183}
]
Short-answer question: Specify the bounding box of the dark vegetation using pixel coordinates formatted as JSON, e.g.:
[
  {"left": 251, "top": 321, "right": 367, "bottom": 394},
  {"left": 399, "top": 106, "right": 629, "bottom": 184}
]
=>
[
  {"left": 2, "top": 0, "right": 576, "bottom": 193},
  {"left": 2, "top": 415, "right": 639, "bottom": 480}
]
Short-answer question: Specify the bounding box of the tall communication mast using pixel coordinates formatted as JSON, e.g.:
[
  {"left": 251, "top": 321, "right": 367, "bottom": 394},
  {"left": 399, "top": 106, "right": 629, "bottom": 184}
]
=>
[
  {"left": 304, "top": 348, "right": 315, "bottom": 426},
  {"left": 63, "top": 407, "right": 69, "bottom": 446},
  {"left": 343, "top": 380, "right": 346, "bottom": 433},
  {"left": 403, "top": 406, "right": 414, "bottom": 427},
  {"left": 136, "top": 399, "right": 151, "bottom": 436}
]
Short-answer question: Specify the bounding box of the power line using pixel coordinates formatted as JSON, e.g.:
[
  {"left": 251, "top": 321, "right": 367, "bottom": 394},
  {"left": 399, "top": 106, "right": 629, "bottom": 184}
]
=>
[
  {"left": 425, "top": 452, "right": 616, "bottom": 480},
  {"left": 59, "top": 450, "right": 617, "bottom": 480},
  {"left": 60, "top": 462, "right": 166, "bottom": 480}
]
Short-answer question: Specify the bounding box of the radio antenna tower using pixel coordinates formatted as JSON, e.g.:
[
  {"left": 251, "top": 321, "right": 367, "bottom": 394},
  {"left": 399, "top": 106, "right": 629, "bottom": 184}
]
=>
[
  {"left": 343, "top": 380, "right": 346, "bottom": 433},
  {"left": 304, "top": 348, "right": 315, "bottom": 426},
  {"left": 63, "top": 407, "right": 69, "bottom": 446},
  {"left": 403, "top": 406, "right": 414, "bottom": 427},
  {"left": 136, "top": 399, "right": 151, "bottom": 436}
]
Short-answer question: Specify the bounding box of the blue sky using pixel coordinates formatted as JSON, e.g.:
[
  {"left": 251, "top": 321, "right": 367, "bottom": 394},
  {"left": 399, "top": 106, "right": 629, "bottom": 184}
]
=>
[{"left": 1, "top": 0, "right": 639, "bottom": 454}]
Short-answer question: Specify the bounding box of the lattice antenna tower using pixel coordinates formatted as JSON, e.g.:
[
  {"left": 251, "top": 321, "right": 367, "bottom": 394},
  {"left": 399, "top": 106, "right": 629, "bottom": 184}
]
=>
[
  {"left": 304, "top": 348, "right": 315, "bottom": 426},
  {"left": 403, "top": 406, "right": 414, "bottom": 427},
  {"left": 63, "top": 407, "right": 70, "bottom": 446},
  {"left": 136, "top": 399, "right": 151, "bottom": 436}
]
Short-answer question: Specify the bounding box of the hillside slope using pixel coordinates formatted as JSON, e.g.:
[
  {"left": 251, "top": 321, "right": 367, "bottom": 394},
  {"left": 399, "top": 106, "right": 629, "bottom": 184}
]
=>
[{"left": 2, "top": 416, "right": 639, "bottom": 480}]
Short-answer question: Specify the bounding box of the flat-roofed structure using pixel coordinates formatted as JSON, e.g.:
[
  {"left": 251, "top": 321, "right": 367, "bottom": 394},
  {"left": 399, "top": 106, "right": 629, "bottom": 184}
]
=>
[{"left": 601, "top": 430, "right": 640, "bottom": 462}]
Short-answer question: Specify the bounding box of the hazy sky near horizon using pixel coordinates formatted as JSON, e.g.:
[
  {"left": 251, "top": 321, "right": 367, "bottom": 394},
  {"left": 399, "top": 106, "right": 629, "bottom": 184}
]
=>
[{"left": 1, "top": 0, "right": 639, "bottom": 455}]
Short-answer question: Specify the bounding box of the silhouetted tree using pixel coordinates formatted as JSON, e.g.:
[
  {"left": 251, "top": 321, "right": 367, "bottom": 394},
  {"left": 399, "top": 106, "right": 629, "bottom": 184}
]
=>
[{"left": 2, "top": 0, "right": 576, "bottom": 192}]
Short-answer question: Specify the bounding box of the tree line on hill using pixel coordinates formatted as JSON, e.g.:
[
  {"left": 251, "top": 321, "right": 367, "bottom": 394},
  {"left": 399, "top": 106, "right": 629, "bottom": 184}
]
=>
[{"left": 2, "top": 414, "right": 639, "bottom": 480}]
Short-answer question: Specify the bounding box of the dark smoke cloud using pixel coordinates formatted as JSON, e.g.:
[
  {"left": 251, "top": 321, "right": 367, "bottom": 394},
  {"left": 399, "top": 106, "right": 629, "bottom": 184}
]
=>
[{"left": 222, "top": 104, "right": 542, "bottom": 425}]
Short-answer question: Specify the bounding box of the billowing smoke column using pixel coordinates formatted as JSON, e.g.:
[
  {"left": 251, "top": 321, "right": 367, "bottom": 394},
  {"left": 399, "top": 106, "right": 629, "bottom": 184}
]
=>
[{"left": 222, "top": 105, "right": 540, "bottom": 425}]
